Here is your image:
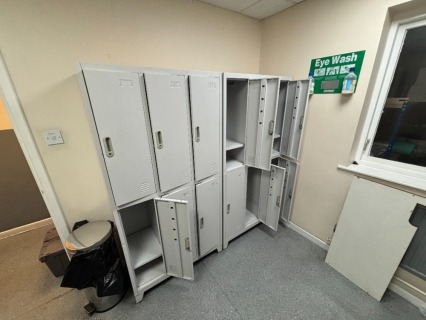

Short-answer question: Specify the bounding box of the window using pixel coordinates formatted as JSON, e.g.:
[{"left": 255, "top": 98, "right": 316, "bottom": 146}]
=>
[
  {"left": 370, "top": 26, "right": 426, "bottom": 167},
  {"left": 345, "top": 15, "right": 426, "bottom": 191}
]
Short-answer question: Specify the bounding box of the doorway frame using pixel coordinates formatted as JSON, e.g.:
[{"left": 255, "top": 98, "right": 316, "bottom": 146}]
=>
[{"left": 0, "top": 51, "right": 70, "bottom": 243}]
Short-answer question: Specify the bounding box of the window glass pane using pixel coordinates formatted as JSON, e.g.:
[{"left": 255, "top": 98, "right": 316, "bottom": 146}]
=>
[{"left": 370, "top": 26, "right": 426, "bottom": 167}]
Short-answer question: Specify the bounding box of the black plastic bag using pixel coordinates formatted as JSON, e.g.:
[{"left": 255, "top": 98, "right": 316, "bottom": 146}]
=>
[{"left": 60, "top": 221, "right": 126, "bottom": 297}]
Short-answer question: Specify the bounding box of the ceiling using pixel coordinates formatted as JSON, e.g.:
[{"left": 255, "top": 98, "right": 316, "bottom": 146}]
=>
[{"left": 198, "top": 0, "right": 304, "bottom": 20}]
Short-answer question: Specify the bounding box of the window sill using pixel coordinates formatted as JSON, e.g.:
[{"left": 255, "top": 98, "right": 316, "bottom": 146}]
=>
[{"left": 337, "top": 162, "right": 426, "bottom": 192}]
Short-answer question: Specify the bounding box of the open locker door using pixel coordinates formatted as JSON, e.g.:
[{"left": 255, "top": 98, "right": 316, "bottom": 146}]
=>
[
  {"left": 155, "top": 199, "right": 194, "bottom": 280},
  {"left": 280, "top": 80, "right": 309, "bottom": 161},
  {"left": 258, "top": 165, "right": 286, "bottom": 231},
  {"left": 245, "top": 78, "right": 279, "bottom": 170}
]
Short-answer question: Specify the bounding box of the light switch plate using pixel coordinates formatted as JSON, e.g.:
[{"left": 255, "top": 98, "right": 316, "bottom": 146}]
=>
[{"left": 44, "top": 130, "right": 64, "bottom": 145}]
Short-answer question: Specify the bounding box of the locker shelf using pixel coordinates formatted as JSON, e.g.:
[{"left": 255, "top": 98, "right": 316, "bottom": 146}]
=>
[
  {"left": 127, "top": 227, "right": 162, "bottom": 269},
  {"left": 226, "top": 139, "right": 244, "bottom": 151},
  {"left": 245, "top": 210, "right": 258, "bottom": 227},
  {"left": 273, "top": 133, "right": 281, "bottom": 139},
  {"left": 226, "top": 159, "right": 244, "bottom": 171},
  {"left": 271, "top": 149, "right": 280, "bottom": 159},
  {"left": 135, "top": 258, "right": 166, "bottom": 289}
]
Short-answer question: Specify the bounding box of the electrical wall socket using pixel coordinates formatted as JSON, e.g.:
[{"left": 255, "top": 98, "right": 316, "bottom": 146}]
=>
[{"left": 44, "top": 130, "right": 64, "bottom": 145}]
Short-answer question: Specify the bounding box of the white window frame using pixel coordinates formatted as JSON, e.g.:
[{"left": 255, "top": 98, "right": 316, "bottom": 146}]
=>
[{"left": 341, "top": 14, "right": 426, "bottom": 191}]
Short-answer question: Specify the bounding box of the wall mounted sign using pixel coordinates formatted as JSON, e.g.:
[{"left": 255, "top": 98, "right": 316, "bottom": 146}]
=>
[{"left": 309, "top": 50, "right": 365, "bottom": 94}]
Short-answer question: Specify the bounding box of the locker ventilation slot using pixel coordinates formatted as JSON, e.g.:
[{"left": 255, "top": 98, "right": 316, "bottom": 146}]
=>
[
  {"left": 180, "top": 171, "right": 189, "bottom": 182},
  {"left": 210, "top": 162, "right": 218, "bottom": 173},
  {"left": 140, "top": 181, "right": 151, "bottom": 195}
]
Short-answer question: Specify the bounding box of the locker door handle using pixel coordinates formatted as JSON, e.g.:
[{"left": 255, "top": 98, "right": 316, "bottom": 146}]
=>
[
  {"left": 156, "top": 131, "right": 163, "bottom": 149},
  {"left": 226, "top": 204, "right": 230, "bottom": 214},
  {"left": 195, "top": 126, "right": 200, "bottom": 142},
  {"left": 289, "top": 189, "right": 293, "bottom": 199},
  {"left": 299, "top": 116, "right": 304, "bottom": 129},
  {"left": 276, "top": 195, "right": 281, "bottom": 207},
  {"left": 103, "top": 137, "right": 114, "bottom": 158},
  {"left": 268, "top": 120, "right": 274, "bottom": 135},
  {"left": 200, "top": 217, "right": 204, "bottom": 229},
  {"left": 185, "top": 237, "right": 191, "bottom": 251}
]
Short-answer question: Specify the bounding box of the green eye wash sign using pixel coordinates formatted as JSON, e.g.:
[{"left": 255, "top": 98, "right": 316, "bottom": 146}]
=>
[{"left": 309, "top": 50, "right": 365, "bottom": 94}]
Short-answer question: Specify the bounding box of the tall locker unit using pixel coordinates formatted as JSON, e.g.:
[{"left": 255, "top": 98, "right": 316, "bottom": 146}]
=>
[
  {"left": 223, "top": 73, "right": 288, "bottom": 249},
  {"left": 79, "top": 64, "right": 222, "bottom": 303},
  {"left": 271, "top": 78, "right": 310, "bottom": 223}
]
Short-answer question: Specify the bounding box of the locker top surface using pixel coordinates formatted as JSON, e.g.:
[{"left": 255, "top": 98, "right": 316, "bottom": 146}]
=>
[
  {"left": 224, "top": 72, "right": 292, "bottom": 81},
  {"left": 80, "top": 62, "right": 222, "bottom": 78}
]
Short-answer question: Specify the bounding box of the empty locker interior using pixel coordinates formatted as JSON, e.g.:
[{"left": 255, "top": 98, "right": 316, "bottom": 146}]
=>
[{"left": 118, "top": 200, "right": 165, "bottom": 294}]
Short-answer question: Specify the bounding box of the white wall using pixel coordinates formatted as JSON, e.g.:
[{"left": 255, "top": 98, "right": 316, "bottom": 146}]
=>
[{"left": 0, "top": 0, "right": 261, "bottom": 227}]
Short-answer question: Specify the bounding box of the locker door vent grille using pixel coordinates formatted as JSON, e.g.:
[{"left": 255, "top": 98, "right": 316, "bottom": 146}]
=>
[
  {"left": 180, "top": 171, "right": 189, "bottom": 182},
  {"left": 140, "top": 181, "right": 151, "bottom": 195},
  {"left": 210, "top": 162, "right": 217, "bottom": 173}
]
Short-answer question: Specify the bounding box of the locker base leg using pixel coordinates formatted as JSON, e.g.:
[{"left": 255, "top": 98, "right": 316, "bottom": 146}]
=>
[
  {"left": 216, "top": 245, "right": 222, "bottom": 253},
  {"left": 223, "top": 241, "right": 229, "bottom": 250},
  {"left": 135, "top": 292, "right": 144, "bottom": 303}
]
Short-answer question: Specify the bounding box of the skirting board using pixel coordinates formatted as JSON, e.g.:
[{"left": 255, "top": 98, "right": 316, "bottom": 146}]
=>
[
  {"left": 0, "top": 218, "right": 53, "bottom": 240},
  {"left": 282, "top": 220, "right": 330, "bottom": 251},
  {"left": 389, "top": 283, "right": 426, "bottom": 311}
]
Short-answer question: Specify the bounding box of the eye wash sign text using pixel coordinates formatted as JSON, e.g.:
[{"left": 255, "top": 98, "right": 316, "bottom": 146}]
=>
[{"left": 309, "top": 50, "right": 365, "bottom": 94}]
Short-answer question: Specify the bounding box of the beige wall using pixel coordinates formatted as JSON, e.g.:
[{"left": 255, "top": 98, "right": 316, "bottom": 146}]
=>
[
  {"left": 260, "top": 0, "right": 411, "bottom": 242},
  {"left": 0, "top": 99, "right": 12, "bottom": 130},
  {"left": 0, "top": 0, "right": 261, "bottom": 227},
  {"left": 260, "top": 0, "right": 426, "bottom": 300}
]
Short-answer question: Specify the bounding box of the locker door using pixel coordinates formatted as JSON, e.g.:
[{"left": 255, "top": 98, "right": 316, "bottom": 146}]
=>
[
  {"left": 258, "top": 165, "right": 286, "bottom": 231},
  {"left": 224, "top": 167, "right": 246, "bottom": 241},
  {"left": 155, "top": 199, "right": 194, "bottom": 280},
  {"left": 189, "top": 76, "right": 221, "bottom": 181},
  {"left": 245, "top": 79, "right": 279, "bottom": 170},
  {"left": 83, "top": 70, "right": 156, "bottom": 206},
  {"left": 163, "top": 186, "right": 198, "bottom": 262},
  {"left": 259, "top": 78, "right": 279, "bottom": 169},
  {"left": 280, "top": 80, "right": 309, "bottom": 160},
  {"left": 278, "top": 158, "right": 298, "bottom": 221},
  {"left": 245, "top": 79, "right": 261, "bottom": 167},
  {"left": 196, "top": 176, "right": 221, "bottom": 256},
  {"left": 145, "top": 74, "right": 193, "bottom": 192}
]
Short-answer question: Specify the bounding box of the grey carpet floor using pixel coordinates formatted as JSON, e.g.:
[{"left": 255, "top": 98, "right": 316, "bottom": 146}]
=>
[{"left": 0, "top": 223, "right": 424, "bottom": 320}]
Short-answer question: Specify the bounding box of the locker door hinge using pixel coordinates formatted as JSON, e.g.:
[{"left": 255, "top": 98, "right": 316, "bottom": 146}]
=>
[{"left": 363, "top": 138, "right": 371, "bottom": 151}]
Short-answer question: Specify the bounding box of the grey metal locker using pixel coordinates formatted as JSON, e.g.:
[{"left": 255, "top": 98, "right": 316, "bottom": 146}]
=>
[
  {"left": 83, "top": 70, "right": 156, "bottom": 206},
  {"left": 189, "top": 76, "right": 221, "bottom": 181},
  {"left": 196, "top": 176, "right": 221, "bottom": 256},
  {"left": 245, "top": 78, "right": 279, "bottom": 170},
  {"left": 224, "top": 166, "right": 246, "bottom": 242},
  {"left": 278, "top": 158, "right": 298, "bottom": 221},
  {"left": 145, "top": 73, "right": 193, "bottom": 192},
  {"left": 280, "top": 80, "right": 309, "bottom": 160},
  {"left": 155, "top": 199, "right": 194, "bottom": 280},
  {"left": 162, "top": 186, "right": 198, "bottom": 262}
]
